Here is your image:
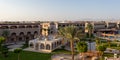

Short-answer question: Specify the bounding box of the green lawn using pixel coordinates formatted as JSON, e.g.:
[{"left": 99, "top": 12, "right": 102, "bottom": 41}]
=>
[
  {"left": 0, "top": 49, "right": 72, "bottom": 60},
  {"left": 52, "top": 49, "right": 71, "bottom": 54},
  {"left": 1, "top": 50, "right": 118, "bottom": 60},
  {"left": 0, "top": 51, "right": 52, "bottom": 60}
]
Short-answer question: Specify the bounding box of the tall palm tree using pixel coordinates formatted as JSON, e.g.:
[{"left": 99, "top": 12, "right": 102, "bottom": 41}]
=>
[
  {"left": 86, "top": 23, "right": 93, "bottom": 38},
  {"left": 86, "top": 23, "right": 93, "bottom": 52},
  {"left": 58, "top": 26, "right": 82, "bottom": 60}
]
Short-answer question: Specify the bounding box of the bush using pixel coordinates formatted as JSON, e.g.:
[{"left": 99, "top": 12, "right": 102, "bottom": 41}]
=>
[
  {"left": 61, "top": 46, "right": 65, "bottom": 49},
  {"left": 110, "top": 43, "right": 117, "bottom": 47}
]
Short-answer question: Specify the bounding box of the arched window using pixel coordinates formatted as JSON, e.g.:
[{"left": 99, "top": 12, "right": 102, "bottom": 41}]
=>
[
  {"left": 34, "top": 31, "right": 38, "bottom": 35},
  {"left": 19, "top": 32, "right": 24, "bottom": 36},
  {"left": 34, "top": 31, "right": 38, "bottom": 38},
  {"left": 27, "top": 32, "right": 31, "bottom": 35},
  {"left": 10, "top": 26, "right": 17, "bottom": 29},
  {"left": 26, "top": 25, "right": 32, "bottom": 28},
  {"left": 40, "top": 43, "right": 44, "bottom": 49},
  {"left": 19, "top": 37, "right": 22, "bottom": 41},
  {"left": 46, "top": 44, "right": 50, "bottom": 50},
  {"left": 11, "top": 32, "right": 16, "bottom": 36},
  {"left": 30, "top": 43, "right": 34, "bottom": 48},
  {"left": 11, "top": 33, "right": 17, "bottom": 41}
]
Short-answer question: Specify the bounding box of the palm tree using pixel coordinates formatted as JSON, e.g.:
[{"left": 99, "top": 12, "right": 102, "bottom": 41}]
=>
[
  {"left": 86, "top": 23, "right": 93, "bottom": 38},
  {"left": 97, "top": 45, "right": 106, "bottom": 60},
  {"left": 14, "top": 48, "right": 22, "bottom": 60},
  {"left": 85, "top": 23, "right": 93, "bottom": 52},
  {"left": 76, "top": 42, "right": 87, "bottom": 60},
  {"left": 58, "top": 26, "right": 81, "bottom": 60}
]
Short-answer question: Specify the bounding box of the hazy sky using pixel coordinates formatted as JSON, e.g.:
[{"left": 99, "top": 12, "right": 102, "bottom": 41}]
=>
[{"left": 0, "top": 0, "right": 120, "bottom": 21}]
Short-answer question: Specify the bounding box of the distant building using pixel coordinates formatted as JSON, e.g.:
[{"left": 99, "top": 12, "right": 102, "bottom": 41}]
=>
[
  {"left": 0, "top": 21, "right": 119, "bottom": 43},
  {"left": 0, "top": 23, "right": 41, "bottom": 43}
]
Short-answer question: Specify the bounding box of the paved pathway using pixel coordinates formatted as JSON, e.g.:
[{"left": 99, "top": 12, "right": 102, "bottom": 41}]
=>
[
  {"left": 107, "top": 58, "right": 120, "bottom": 60},
  {"left": 51, "top": 54, "right": 93, "bottom": 60},
  {"left": 6, "top": 41, "right": 25, "bottom": 51}
]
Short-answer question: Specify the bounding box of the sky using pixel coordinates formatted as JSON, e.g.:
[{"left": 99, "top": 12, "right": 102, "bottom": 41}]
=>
[{"left": 0, "top": 0, "right": 120, "bottom": 21}]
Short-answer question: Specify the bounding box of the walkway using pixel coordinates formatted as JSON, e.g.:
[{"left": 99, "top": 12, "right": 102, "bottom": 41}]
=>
[
  {"left": 6, "top": 41, "right": 25, "bottom": 51},
  {"left": 107, "top": 57, "right": 120, "bottom": 60}
]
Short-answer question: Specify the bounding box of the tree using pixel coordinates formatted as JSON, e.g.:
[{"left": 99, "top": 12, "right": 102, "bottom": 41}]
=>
[
  {"left": 1, "top": 45, "right": 9, "bottom": 57},
  {"left": 58, "top": 26, "right": 82, "bottom": 60},
  {"left": 0, "top": 36, "right": 5, "bottom": 51},
  {"left": 2, "top": 30, "right": 10, "bottom": 42},
  {"left": 95, "top": 37, "right": 101, "bottom": 46},
  {"left": 0, "top": 36, "right": 8, "bottom": 57},
  {"left": 97, "top": 45, "right": 107, "bottom": 60},
  {"left": 14, "top": 48, "right": 22, "bottom": 60},
  {"left": 86, "top": 23, "right": 93, "bottom": 38},
  {"left": 76, "top": 42, "right": 87, "bottom": 60},
  {"left": 85, "top": 23, "right": 93, "bottom": 52},
  {"left": 0, "top": 36, "right": 5, "bottom": 44}
]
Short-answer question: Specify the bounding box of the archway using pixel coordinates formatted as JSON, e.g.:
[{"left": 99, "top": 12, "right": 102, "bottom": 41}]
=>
[
  {"left": 11, "top": 32, "right": 17, "bottom": 42},
  {"left": 35, "top": 43, "right": 39, "bottom": 50},
  {"left": 19, "top": 32, "right": 24, "bottom": 41},
  {"left": 30, "top": 42, "right": 34, "bottom": 48},
  {"left": 34, "top": 31, "right": 38, "bottom": 38},
  {"left": 27, "top": 32, "right": 32, "bottom": 40},
  {"left": 46, "top": 44, "right": 50, "bottom": 50},
  {"left": 40, "top": 43, "right": 45, "bottom": 49},
  {"left": 26, "top": 25, "right": 32, "bottom": 28},
  {"left": 10, "top": 26, "right": 17, "bottom": 29},
  {"left": 57, "top": 41, "right": 59, "bottom": 46}
]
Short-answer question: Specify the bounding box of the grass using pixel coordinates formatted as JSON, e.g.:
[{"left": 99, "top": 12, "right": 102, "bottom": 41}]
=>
[
  {"left": 1, "top": 49, "right": 119, "bottom": 60},
  {"left": 0, "top": 51, "right": 52, "bottom": 60},
  {"left": 0, "top": 49, "right": 72, "bottom": 60},
  {"left": 52, "top": 49, "right": 71, "bottom": 54}
]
